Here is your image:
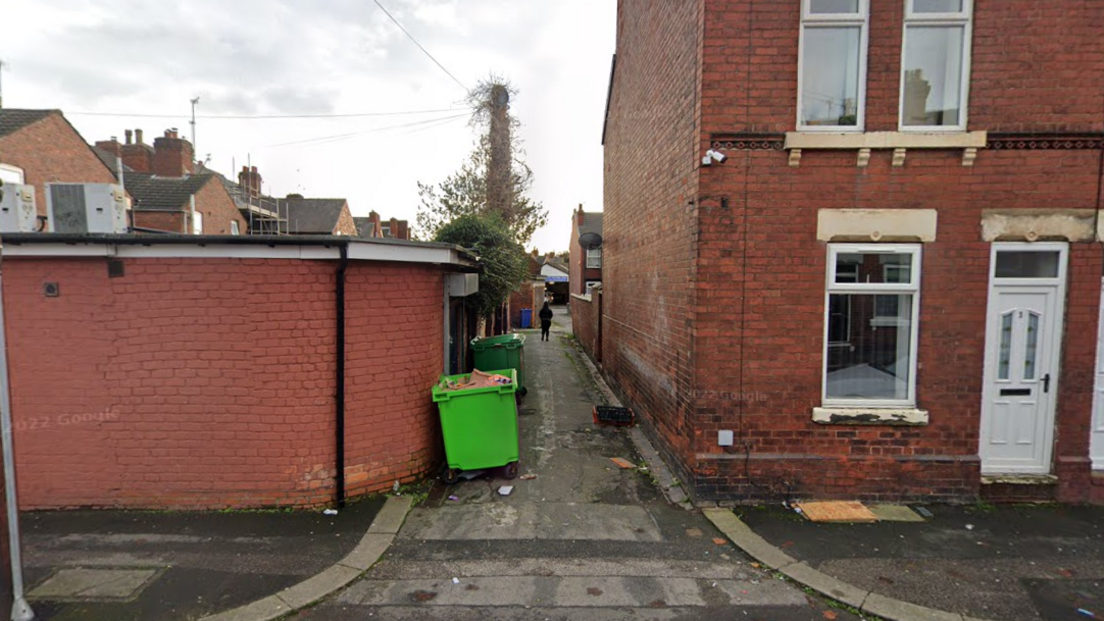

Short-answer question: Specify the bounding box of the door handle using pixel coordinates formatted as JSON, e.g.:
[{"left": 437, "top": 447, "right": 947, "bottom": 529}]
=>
[{"left": 1042, "top": 373, "right": 1050, "bottom": 393}]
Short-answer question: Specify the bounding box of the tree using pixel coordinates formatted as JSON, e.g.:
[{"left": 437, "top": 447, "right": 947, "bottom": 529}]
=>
[
  {"left": 434, "top": 215, "right": 529, "bottom": 320},
  {"left": 415, "top": 78, "right": 547, "bottom": 244}
]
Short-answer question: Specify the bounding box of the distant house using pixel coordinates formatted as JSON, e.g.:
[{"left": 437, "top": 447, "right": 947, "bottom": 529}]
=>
[
  {"left": 355, "top": 211, "right": 411, "bottom": 239},
  {"left": 536, "top": 253, "right": 569, "bottom": 304},
  {"left": 280, "top": 195, "right": 357, "bottom": 236},
  {"left": 568, "top": 205, "right": 602, "bottom": 296},
  {"left": 97, "top": 129, "right": 246, "bottom": 235},
  {"left": 0, "top": 108, "right": 119, "bottom": 220}
]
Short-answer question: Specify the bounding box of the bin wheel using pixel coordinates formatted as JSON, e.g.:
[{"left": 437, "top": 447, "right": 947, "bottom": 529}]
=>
[
  {"left": 440, "top": 466, "right": 460, "bottom": 486},
  {"left": 519, "top": 387, "right": 528, "bottom": 397},
  {"left": 504, "top": 462, "right": 519, "bottom": 480}
]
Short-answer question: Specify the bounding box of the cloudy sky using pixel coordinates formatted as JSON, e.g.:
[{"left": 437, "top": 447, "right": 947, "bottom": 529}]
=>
[{"left": 0, "top": 0, "right": 614, "bottom": 251}]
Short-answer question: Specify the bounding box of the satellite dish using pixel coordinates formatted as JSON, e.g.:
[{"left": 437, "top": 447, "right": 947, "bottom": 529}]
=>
[{"left": 578, "top": 232, "right": 603, "bottom": 250}]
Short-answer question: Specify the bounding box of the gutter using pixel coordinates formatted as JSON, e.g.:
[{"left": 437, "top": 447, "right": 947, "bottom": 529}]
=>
[{"left": 335, "top": 245, "right": 348, "bottom": 508}]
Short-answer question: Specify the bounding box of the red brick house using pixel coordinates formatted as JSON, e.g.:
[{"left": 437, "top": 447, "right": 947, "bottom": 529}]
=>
[
  {"left": 0, "top": 233, "right": 479, "bottom": 509},
  {"left": 96, "top": 129, "right": 247, "bottom": 235},
  {"left": 0, "top": 109, "right": 119, "bottom": 220},
  {"left": 568, "top": 205, "right": 603, "bottom": 297},
  {"left": 281, "top": 196, "right": 357, "bottom": 236},
  {"left": 599, "top": 0, "right": 1104, "bottom": 504},
  {"left": 355, "top": 212, "right": 411, "bottom": 240}
]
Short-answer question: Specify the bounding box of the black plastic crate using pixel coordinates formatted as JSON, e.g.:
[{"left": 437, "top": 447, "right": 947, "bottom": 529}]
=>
[{"left": 593, "top": 406, "right": 634, "bottom": 427}]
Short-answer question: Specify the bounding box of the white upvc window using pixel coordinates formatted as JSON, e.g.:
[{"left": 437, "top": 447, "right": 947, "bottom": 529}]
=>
[
  {"left": 798, "top": 0, "right": 869, "bottom": 131},
  {"left": 823, "top": 244, "right": 922, "bottom": 407},
  {"left": 230, "top": 221, "right": 240, "bottom": 235},
  {"left": 899, "top": 0, "right": 973, "bottom": 131},
  {"left": 587, "top": 247, "right": 602, "bottom": 269}
]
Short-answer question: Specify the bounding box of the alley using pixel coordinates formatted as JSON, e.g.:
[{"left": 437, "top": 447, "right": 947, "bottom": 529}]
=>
[{"left": 295, "top": 321, "right": 854, "bottom": 620}]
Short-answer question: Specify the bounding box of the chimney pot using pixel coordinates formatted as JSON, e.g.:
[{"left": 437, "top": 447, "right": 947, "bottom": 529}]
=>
[
  {"left": 125, "top": 129, "right": 133, "bottom": 144},
  {"left": 135, "top": 129, "right": 144, "bottom": 144},
  {"left": 251, "top": 166, "right": 258, "bottom": 173}
]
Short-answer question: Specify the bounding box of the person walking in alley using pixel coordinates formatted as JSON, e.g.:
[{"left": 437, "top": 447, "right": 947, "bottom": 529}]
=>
[{"left": 539, "top": 301, "right": 554, "bottom": 341}]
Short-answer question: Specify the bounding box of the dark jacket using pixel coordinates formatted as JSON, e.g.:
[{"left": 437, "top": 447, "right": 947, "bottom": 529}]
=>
[{"left": 539, "top": 306, "right": 553, "bottom": 321}]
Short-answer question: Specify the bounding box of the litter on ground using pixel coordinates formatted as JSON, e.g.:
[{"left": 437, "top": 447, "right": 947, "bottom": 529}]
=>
[
  {"left": 610, "top": 457, "right": 636, "bottom": 469},
  {"left": 498, "top": 485, "right": 514, "bottom": 496}
]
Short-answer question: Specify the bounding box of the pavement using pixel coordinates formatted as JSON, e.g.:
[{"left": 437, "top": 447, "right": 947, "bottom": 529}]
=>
[
  {"left": 289, "top": 319, "right": 853, "bottom": 620},
  {"left": 22, "top": 497, "right": 385, "bottom": 620},
  {"left": 727, "top": 503, "right": 1104, "bottom": 621}
]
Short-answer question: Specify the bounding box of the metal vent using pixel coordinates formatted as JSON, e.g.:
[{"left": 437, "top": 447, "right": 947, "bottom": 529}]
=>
[{"left": 49, "top": 184, "right": 88, "bottom": 233}]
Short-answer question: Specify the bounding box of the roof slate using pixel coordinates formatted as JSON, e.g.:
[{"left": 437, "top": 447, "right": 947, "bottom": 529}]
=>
[
  {"left": 0, "top": 109, "right": 57, "bottom": 138},
  {"left": 279, "top": 198, "right": 349, "bottom": 234},
  {"left": 125, "top": 173, "right": 213, "bottom": 211},
  {"left": 91, "top": 147, "right": 133, "bottom": 177}
]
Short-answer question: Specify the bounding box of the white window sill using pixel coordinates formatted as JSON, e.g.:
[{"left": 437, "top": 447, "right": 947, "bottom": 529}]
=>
[{"left": 812, "top": 406, "right": 929, "bottom": 426}]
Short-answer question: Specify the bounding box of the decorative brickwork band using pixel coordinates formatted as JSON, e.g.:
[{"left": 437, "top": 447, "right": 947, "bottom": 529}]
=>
[
  {"left": 987, "top": 133, "right": 1104, "bottom": 150},
  {"left": 710, "top": 134, "right": 786, "bottom": 151}
]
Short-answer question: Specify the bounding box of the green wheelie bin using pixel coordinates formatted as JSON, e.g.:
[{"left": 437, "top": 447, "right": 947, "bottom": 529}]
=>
[
  {"left": 431, "top": 368, "right": 520, "bottom": 484},
  {"left": 471, "top": 333, "right": 527, "bottom": 396}
]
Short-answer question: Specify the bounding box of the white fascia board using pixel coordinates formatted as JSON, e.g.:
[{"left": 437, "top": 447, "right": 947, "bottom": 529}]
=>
[
  {"left": 346, "top": 241, "right": 460, "bottom": 265},
  {"left": 0, "top": 244, "right": 114, "bottom": 257}
]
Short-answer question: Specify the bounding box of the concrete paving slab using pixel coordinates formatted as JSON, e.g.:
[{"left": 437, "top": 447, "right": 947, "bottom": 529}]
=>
[
  {"left": 336, "top": 575, "right": 808, "bottom": 608},
  {"left": 862, "top": 592, "right": 965, "bottom": 621},
  {"left": 29, "top": 567, "right": 159, "bottom": 600},
  {"left": 368, "top": 496, "right": 414, "bottom": 535},
  {"left": 778, "top": 562, "right": 868, "bottom": 609},
  {"left": 869, "top": 504, "right": 926, "bottom": 523},
  {"left": 338, "top": 533, "right": 394, "bottom": 571},
  {"left": 276, "top": 564, "right": 363, "bottom": 610},
  {"left": 402, "top": 502, "right": 662, "bottom": 541}
]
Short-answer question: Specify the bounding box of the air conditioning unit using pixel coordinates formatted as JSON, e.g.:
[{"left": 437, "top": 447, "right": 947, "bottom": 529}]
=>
[
  {"left": 0, "top": 183, "right": 39, "bottom": 233},
  {"left": 46, "top": 183, "right": 128, "bottom": 234}
]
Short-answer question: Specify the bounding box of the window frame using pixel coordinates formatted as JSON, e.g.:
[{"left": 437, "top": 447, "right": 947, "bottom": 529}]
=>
[
  {"left": 230, "top": 221, "right": 240, "bottom": 236},
  {"left": 797, "top": 0, "right": 870, "bottom": 133},
  {"left": 586, "top": 247, "right": 603, "bottom": 269},
  {"left": 897, "top": 0, "right": 974, "bottom": 132},
  {"left": 823, "top": 243, "right": 922, "bottom": 408}
]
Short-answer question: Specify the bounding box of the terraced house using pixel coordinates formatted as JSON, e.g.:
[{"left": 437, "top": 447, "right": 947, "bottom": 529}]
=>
[{"left": 599, "top": 0, "right": 1104, "bottom": 504}]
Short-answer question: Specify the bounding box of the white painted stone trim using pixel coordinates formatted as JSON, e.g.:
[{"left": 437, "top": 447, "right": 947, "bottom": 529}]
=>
[
  {"left": 981, "top": 209, "right": 1097, "bottom": 243},
  {"left": 785, "top": 130, "right": 987, "bottom": 150},
  {"left": 812, "top": 407, "right": 929, "bottom": 426},
  {"left": 817, "top": 209, "right": 938, "bottom": 243}
]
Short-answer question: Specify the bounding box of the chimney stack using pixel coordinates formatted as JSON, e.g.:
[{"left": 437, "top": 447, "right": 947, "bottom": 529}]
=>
[
  {"left": 152, "top": 128, "right": 195, "bottom": 177},
  {"left": 575, "top": 204, "right": 585, "bottom": 226},
  {"left": 238, "top": 166, "right": 262, "bottom": 198},
  {"left": 94, "top": 138, "right": 122, "bottom": 158},
  {"left": 121, "top": 128, "right": 152, "bottom": 172}
]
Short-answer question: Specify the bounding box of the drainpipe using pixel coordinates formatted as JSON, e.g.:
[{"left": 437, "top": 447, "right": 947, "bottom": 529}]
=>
[
  {"left": 0, "top": 245, "right": 35, "bottom": 621},
  {"left": 335, "top": 244, "right": 347, "bottom": 508}
]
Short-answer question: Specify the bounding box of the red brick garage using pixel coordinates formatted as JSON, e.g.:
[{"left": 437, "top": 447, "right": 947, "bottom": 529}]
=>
[{"left": 0, "top": 234, "right": 477, "bottom": 510}]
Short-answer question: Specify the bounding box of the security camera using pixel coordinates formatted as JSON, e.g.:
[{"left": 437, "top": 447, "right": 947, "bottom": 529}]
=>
[{"left": 705, "top": 149, "right": 727, "bottom": 164}]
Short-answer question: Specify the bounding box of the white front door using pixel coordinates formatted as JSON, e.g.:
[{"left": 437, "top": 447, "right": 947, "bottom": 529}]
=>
[
  {"left": 1092, "top": 278, "right": 1104, "bottom": 470},
  {"left": 980, "top": 244, "right": 1068, "bottom": 475}
]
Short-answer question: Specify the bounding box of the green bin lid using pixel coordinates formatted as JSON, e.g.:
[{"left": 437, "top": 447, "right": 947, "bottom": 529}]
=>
[{"left": 471, "top": 333, "right": 526, "bottom": 350}]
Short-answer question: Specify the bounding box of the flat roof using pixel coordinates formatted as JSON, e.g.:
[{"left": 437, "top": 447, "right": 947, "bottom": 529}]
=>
[{"left": 0, "top": 233, "right": 480, "bottom": 270}]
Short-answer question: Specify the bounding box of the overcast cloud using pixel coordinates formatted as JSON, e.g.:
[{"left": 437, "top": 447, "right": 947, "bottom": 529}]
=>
[{"left": 0, "top": 0, "right": 614, "bottom": 251}]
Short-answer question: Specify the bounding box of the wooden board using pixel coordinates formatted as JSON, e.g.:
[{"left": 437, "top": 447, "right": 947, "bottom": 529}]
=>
[{"left": 796, "top": 501, "right": 877, "bottom": 523}]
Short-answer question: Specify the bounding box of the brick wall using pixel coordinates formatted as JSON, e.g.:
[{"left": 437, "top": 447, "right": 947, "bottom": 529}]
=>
[
  {"left": 571, "top": 292, "right": 601, "bottom": 364},
  {"left": 604, "top": 0, "right": 1104, "bottom": 503},
  {"left": 194, "top": 176, "right": 248, "bottom": 235},
  {"left": 2, "top": 255, "right": 446, "bottom": 509},
  {"left": 0, "top": 113, "right": 118, "bottom": 216},
  {"left": 132, "top": 211, "right": 185, "bottom": 233},
  {"left": 334, "top": 204, "right": 358, "bottom": 236},
  {"left": 343, "top": 262, "right": 444, "bottom": 496},
  {"left": 602, "top": 0, "right": 705, "bottom": 488},
  {"left": 509, "top": 280, "right": 544, "bottom": 328}
]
